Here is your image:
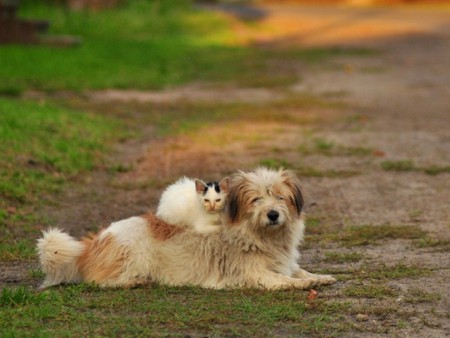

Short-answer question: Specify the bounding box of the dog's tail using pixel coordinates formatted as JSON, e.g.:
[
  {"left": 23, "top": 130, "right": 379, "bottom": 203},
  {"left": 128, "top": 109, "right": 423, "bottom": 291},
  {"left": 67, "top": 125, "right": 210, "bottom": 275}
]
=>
[{"left": 37, "top": 228, "right": 86, "bottom": 288}]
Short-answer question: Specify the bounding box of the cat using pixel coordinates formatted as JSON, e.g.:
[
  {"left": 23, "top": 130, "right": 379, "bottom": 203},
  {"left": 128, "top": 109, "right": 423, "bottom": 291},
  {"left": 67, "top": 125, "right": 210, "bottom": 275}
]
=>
[{"left": 156, "top": 176, "right": 230, "bottom": 234}]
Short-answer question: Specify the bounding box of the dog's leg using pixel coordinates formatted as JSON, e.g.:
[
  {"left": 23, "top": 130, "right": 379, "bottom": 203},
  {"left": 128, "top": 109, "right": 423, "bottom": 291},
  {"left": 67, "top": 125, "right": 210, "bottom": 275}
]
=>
[
  {"left": 292, "top": 268, "right": 336, "bottom": 285},
  {"left": 250, "top": 271, "right": 320, "bottom": 290}
]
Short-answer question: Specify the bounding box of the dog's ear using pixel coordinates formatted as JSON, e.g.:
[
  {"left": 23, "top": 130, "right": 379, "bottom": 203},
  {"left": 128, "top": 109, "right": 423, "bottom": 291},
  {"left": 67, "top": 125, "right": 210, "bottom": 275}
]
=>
[
  {"left": 281, "top": 170, "right": 304, "bottom": 216},
  {"left": 226, "top": 176, "right": 243, "bottom": 223}
]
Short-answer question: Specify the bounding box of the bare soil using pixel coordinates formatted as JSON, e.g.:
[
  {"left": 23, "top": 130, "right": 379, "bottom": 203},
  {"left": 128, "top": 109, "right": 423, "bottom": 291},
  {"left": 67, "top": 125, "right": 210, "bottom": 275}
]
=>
[{"left": 3, "top": 4, "right": 450, "bottom": 337}]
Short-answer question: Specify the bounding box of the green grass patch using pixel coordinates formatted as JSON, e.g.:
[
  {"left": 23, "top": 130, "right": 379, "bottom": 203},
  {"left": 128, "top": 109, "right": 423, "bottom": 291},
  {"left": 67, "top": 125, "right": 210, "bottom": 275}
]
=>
[
  {"left": 0, "top": 1, "right": 293, "bottom": 93},
  {"left": 381, "top": 160, "right": 415, "bottom": 172},
  {"left": 403, "top": 288, "right": 441, "bottom": 304},
  {"left": 413, "top": 237, "right": 450, "bottom": 251},
  {"left": 259, "top": 158, "right": 293, "bottom": 169},
  {"left": 0, "top": 2, "right": 379, "bottom": 94},
  {"left": 0, "top": 98, "right": 118, "bottom": 202},
  {"left": 324, "top": 252, "right": 364, "bottom": 264},
  {"left": 363, "top": 263, "right": 432, "bottom": 280},
  {"left": 0, "top": 1, "right": 240, "bottom": 92},
  {"left": 70, "top": 94, "right": 343, "bottom": 138},
  {"left": 258, "top": 158, "right": 359, "bottom": 178},
  {"left": 0, "top": 287, "right": 50, "bottom": 307},
  {"left": 0, "top": 98, "right": 120, "bottom": 259},
  {"left": 321, "top": 263, "right": 432, "bottom": 282},
  {"left": 0, "top": 284, "right": 352, "bottom": 337},
  {"left": 306, "top": 221, "right": 427, "bottom": 248},
  {"left": 338, "top": 224, "right": 426, "bottom": 247},
  {"left": 278, "top": 46, "right": 377, "bottom": 64},
  {"left": 0, "top": 239, "right": 37, "bottom": 261},
  {"left": 296, "top": 166, "right": 359, "bottom": 178},
  {"left": 343, "top": 284, "right": 398, "bottom": 299},
  {"left": 381, "top": 160, "right": 450, "bottom": 175},
  {"left": 297, "top": 138, "right": 374, "bottom": 157}
]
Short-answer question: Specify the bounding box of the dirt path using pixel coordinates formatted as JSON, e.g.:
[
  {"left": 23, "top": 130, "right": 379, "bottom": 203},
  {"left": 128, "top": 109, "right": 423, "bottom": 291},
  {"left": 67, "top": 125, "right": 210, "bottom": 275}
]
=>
[{"left": 4, "top": 4, "right": 450, "bottom": 337}]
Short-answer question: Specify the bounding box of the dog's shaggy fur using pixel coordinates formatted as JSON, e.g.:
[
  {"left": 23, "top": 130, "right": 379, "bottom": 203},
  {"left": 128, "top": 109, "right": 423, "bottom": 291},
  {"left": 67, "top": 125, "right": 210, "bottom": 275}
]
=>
[{"left": 37, "top": 168, "right": 336, "bottom": 289}]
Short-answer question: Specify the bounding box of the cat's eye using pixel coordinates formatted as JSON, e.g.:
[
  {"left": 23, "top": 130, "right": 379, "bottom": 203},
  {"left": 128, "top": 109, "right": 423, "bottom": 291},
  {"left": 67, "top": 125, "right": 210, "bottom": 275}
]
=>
[
  {"left": 216, "top": 199, "right": 221, "bottom": 202},
  {"left": 204, "top": 199, "right": 210, "bottom": 202},
  {"left": 276, "top": 196, "right": 284, "bottom": 200}
]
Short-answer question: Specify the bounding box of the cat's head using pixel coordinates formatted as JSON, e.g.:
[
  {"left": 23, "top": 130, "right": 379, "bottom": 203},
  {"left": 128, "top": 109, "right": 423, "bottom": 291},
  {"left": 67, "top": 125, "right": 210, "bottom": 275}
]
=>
[{"left": 195, "top": 177, "right": 230, "bottom": 213}]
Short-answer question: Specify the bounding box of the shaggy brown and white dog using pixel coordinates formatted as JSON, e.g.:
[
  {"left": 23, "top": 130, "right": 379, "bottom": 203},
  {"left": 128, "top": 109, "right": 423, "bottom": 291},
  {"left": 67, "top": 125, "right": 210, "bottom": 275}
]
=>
[{"left": 37, "top": 168, "right": 336, "bottom": 289}]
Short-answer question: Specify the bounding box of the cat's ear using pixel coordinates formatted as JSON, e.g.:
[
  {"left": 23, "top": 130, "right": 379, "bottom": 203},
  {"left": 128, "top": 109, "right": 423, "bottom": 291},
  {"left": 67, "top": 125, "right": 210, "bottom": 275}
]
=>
[
  {"left": 195, "top": 179, "right": 207, "bottom": 194},
  {"left": 219, "top": 177, "right": 230, "bottom": 193}
]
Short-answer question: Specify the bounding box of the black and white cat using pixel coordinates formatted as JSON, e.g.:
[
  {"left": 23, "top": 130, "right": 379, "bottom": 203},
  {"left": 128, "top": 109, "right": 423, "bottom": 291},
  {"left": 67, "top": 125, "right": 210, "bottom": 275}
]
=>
[{"left": 156, "top": 176, "right": 230, "bottom": 234}]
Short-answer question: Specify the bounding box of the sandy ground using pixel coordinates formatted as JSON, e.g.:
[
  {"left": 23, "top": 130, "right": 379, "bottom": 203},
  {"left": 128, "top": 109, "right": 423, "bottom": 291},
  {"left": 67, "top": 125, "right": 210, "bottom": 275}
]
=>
[{"left": 3, "top": 4, "right": 450, "bottom": 337}]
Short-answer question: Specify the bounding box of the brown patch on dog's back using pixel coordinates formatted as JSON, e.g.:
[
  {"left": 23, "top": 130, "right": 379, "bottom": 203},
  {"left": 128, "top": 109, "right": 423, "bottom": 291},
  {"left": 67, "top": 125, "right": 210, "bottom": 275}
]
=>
[
  {"left": 142, "top": 213, "right": 184, "bottom": 241},
  {"left": 77, "top": 232, "right": 126, "bottom": 284}
]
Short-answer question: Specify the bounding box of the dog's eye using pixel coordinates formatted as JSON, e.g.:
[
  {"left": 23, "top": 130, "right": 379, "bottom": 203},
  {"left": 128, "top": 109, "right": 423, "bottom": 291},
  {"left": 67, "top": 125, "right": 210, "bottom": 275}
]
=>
[
  {"left": 252, "top": 197, "right": 262, "bottom": 203},
  {"left": 276, "top": 196, "right": 284, "bottom": 200},
  {"left": 216, "top": 199, "right": 221, "bottom": 202},
  {"left": 205, "top": 199, "right": 210, "bottom": 202}
]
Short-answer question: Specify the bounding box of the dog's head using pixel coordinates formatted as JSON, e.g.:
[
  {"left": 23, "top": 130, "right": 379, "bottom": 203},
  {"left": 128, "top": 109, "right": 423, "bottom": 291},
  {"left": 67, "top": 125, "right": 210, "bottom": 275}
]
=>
[{"left": 227, "top": 167, "right": 304, "bottom": 230}]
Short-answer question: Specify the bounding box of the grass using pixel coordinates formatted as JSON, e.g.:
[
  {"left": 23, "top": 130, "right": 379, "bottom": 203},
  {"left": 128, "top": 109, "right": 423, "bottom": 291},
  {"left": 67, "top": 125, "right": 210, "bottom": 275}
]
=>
[
  {"left": 324, "top": 252, "right": 364, "bottom": 264},
  {"left": 1, "top": 1, "right": 245, "bottom": 92},
  {"left": 0, "top": 99, "right": 118, "bottom": 202},
  {"left": 381, "top": 160, "right": 450, "bottom": 175},
  {"left": 403, "top": 288, "right": 441, "bottom": 304},
  {"left": 259, "top": 158, "right": 359, "bottom": 178},
  {"left": 0, "top": 2, "right": 379, "bottom": 94},
  {"left": 343, "top": 284, "right": 398, "bottom": 299},
  {"left": 0, "top": 284, "right": 352, "bottom": 337},
  {"left": 68, "top": 93, "right": 344, "bottom": 138},
  {"left": 305, "top": 220, "right": 427, "bottom": 248},
  {"left": 0, "top": 98, "right": 120, "bottom": 259}
]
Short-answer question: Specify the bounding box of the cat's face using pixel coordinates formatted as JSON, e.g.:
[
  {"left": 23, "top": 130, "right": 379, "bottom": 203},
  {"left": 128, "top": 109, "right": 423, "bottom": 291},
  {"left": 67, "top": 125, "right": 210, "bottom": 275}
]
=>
[{"left": 195, "top": 177, "right": 230, "bottom": 213}]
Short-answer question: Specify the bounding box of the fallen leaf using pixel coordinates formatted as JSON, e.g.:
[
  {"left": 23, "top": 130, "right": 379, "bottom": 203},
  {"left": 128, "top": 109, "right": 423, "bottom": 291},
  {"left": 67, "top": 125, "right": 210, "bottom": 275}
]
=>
[
  {"left": 7, "top": 207, "right": 17, "bottom": 214},
  {"left": 307, "top": 289, "right": 318, "bottom": 301}
]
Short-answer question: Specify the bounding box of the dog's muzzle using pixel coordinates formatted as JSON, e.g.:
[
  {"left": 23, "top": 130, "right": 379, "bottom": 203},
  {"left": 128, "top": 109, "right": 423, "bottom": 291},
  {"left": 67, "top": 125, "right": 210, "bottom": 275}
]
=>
[{"left": 267, "top": 210, "right": 280, "bottom": 226}]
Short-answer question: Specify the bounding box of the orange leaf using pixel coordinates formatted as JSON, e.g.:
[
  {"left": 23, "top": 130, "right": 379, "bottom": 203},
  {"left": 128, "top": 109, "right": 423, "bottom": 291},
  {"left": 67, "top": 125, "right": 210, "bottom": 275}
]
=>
[{"left": 307, "top": 289, "right": 318, "bottom": 301}]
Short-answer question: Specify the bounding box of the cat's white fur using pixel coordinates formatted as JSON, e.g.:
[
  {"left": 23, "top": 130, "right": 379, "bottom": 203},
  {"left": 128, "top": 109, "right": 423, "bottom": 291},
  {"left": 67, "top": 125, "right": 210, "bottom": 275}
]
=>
[{"left": 156, "top": 176, "right": 229, "bottom": 234}]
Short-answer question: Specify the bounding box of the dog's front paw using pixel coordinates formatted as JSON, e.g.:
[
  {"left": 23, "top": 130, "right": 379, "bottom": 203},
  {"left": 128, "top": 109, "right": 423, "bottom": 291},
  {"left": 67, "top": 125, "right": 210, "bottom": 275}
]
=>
[{"left": 316, "top": 274, "right": 337, "bottom": 285}]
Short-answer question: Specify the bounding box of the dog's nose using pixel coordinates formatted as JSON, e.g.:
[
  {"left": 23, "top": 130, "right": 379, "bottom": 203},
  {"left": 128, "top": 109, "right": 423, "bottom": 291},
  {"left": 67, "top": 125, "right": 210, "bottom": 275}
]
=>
[{"left": 267, "top": 210, "right": 279, "bottom": 221}]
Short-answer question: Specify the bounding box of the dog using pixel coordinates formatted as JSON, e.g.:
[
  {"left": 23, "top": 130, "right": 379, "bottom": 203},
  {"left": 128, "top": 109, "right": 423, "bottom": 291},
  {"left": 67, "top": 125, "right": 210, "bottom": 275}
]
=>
[{"left": 37, "top": 167, "right": 336, "bottom": 289}]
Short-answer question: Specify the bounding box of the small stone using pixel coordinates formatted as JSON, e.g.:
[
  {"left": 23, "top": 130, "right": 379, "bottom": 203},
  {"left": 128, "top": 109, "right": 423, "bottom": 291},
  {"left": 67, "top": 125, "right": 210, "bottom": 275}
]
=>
[{"left": 356, "top": 314, "right": 369, "bottom": 322}]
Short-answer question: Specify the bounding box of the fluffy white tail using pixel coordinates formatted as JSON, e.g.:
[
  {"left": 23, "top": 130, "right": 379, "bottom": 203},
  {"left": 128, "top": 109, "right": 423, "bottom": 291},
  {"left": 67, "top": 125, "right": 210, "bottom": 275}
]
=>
[{"left": 37, "top": 228, "right": 86, "bottom": 288}]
